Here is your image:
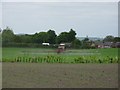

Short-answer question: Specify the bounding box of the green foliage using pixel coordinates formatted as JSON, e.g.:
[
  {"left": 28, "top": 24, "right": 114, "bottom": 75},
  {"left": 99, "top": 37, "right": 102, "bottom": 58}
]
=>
[
  {"left": 113, "top": 37, "right": 120, "bottom": 42},
  {"left": 56, "top": 29, "right": 76, "bottom": 44},
  {"left": 47, "top": 30, "right": 57, "bottom": 44},
  {"left": 12, "top": 55, "right": 65, "bottom": 63},
  {"left": 17, "top": 34, "right": 33, "bottom": 43},
  {"left": 81, "top": 36, "right": 91, "bottom": 49},
  {"left": 72, "top": 38, "right": 81, "bottom": 48},
  {"left": 14, "top": 35, "right": 22, "bottom": 43},
  {"left": 56, "top": 32, "right": 69, "bottom": 43},
  {"left": 2, "top": 55, "right": 119, "bottom": 64},
  {"left": 68, "top": 29, "right": 76, "bottom": 42},
  {"left": 103, "top": 35, "right": 114, "bottom": 42},
  {"left": 83, "top": 36, "right": 89, "bottom": 42},
  {"left": 2, "top": 27, "right": 15, "bottom": 44},
  {"left": 74, "top": 56, "right": 118, "bottom": 63},
  {"left": 33, "top": 32, "right": 48, "bottom": 43},
  {"left": 32, "top": 30, "right": 57, "bottom": 44}
]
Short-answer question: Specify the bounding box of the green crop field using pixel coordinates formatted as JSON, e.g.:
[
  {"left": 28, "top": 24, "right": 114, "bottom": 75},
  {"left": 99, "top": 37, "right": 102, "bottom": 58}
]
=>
[{"left": 2, "top": 47, "right": 119, "bottom": 63}]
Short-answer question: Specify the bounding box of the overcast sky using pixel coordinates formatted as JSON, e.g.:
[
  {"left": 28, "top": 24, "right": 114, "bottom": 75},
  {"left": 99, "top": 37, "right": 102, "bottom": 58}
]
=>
[{"left": 1, "top": 1, "right": 118, "bottom": 38}]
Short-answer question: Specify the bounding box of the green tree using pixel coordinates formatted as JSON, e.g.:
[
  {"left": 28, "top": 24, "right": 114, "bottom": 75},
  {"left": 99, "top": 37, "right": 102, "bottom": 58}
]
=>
[
  {"left": 14, "top": 35, "right": 22, "bottom": 43},
  {"left": 19, "top": 34, "right": 33, "bottom": 43},
  {"left": 113, "top": 37, "right": 120, "bottom": 42},
  {"left": 81, "top": 36, "right": 91, "bottom": 49},
  {"left": 47, "top": 30, "right": 57, "bottom": 44},
  {"left": 103, "top": 35, "right": 114, "bottom": 42},
  {"left": 72, "top": 38, "right": 81, "bottom": 48},
  {"left": 56, "top": 32, "right": 69, "bottom": 44},
  {"left": 2, "top": 27, "right": 15, "bottom": 44},
  {"left": 83, "top": 36, "right": 89, "bottom": 42},
  {"left": 56, "top": 29, "right": 76, "bottom": 44},
  {"left": 68, "top": 29, "right": 76, "bottom": 42},
  {"left": 33, "top": 32, "right": 48, "bottom": 44}
]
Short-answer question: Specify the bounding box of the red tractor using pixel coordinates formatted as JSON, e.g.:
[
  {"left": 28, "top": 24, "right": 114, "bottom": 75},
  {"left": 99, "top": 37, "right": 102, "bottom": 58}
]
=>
[{"left": 56, "top": 43, "right": 65, "bottom": 54}]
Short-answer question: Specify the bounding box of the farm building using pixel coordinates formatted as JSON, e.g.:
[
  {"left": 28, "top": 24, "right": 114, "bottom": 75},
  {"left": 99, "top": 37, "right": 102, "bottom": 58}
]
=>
[
  {"left": 95, "top": 41, "right": 120, "bottom": 48},
  {"left": 114, "top": 42, "right": 120, "bottom": 48},
  {"left": 103, "top": 42, "right": 113, "bottom": 48}
]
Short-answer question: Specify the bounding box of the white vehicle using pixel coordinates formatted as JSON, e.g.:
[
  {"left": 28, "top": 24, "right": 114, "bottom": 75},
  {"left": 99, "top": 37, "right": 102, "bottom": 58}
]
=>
[{"left": 42, "top": 43, "right": 50, "bottom": 46}]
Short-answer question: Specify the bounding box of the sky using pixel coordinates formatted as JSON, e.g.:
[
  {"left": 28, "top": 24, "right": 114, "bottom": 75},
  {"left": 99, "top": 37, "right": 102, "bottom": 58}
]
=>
[
  {"left": 1, "top": 0, "right": 119, "bottom": 38},
  {"left": 1, "top": 0, "right": 119, "bottom": 2}
]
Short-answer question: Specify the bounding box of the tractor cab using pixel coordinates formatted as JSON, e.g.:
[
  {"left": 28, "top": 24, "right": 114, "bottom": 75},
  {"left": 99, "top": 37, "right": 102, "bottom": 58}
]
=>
[{"left": 57, "top": 43, "right": 65, "bottom": 54}]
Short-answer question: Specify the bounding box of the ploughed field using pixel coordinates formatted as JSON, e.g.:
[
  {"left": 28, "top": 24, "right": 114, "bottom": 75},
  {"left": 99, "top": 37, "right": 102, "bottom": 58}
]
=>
[
  {"left": 2, "top": 48, "right": 119, "bottom": 88},
  {"left": 2, "top": 63, "right": 118, "bottom": 88}
]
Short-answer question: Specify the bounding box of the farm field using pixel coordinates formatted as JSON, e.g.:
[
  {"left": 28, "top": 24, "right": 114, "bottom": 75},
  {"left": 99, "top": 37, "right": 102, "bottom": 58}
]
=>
[
  {"left": 2, "top": 63, "right": 118, "bottom": 88},
  {"left": 2, "top": 47, "right": 119, "bottom": 88},
  {"left": 2, "top": 47, "right": 119, "bottom": 63}
]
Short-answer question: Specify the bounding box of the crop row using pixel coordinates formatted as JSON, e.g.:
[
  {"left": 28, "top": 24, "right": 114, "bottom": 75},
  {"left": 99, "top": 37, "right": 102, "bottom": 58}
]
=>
[
  {"left": 74, "top": 56, "right": 119, "bottom": 63},
  {"left": 2, "top": 55, "right": 66, "bottom": 63},
  {"left": 2, "top": 55, "right": 119, "bottom": 63}
]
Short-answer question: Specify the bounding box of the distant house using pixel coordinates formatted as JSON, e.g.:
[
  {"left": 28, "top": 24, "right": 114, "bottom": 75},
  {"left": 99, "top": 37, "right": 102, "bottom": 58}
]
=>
[
  {"left": 95, "top": 41, "right": 114, "bottom": 48},
  {"left": 95, "top": 41, "right": 104, "bottom": 48},
  {"left": 103, "top": 42, "right": 113, "bottom": 48},
  {"left": 115, "top": 42, "right": 120, "bottom": 48}
]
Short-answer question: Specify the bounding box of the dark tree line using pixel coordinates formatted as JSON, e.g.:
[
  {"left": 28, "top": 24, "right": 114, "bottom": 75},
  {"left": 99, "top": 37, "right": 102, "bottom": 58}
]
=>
[
  {"left": 2, "top": 27, "right": 57, "bottom": 45},
  {"left": 2, "top": 27, "right": 81, "bottom": 48},
  {"left": 103, "top": 35, "right": 120, "bottom": 42},
  {"left": 2, "top": 27, "right": 120, "bottom": 48}
]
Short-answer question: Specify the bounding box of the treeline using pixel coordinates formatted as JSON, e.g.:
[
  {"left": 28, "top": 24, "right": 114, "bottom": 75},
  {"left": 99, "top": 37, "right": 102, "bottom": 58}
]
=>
[
  {"left": 1, "top": 27, "right": 120, "bottom": 48},
  {"left": 2, "top": 27, "right": 81, "bottom": 48}
]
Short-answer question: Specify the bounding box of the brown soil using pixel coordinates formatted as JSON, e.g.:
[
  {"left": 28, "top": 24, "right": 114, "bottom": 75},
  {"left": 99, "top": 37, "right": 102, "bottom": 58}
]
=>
[{"left": 2, "top": 63, "right": 118, "bottom": 88}]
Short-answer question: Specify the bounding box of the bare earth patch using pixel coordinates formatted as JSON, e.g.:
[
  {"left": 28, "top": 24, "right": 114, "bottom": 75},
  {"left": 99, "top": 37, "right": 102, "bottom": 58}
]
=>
[{"left": 2, "top": 63, "right": 118, "bottom": 88}]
